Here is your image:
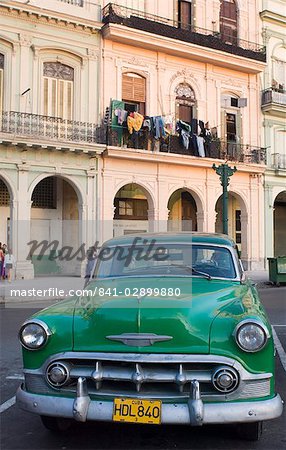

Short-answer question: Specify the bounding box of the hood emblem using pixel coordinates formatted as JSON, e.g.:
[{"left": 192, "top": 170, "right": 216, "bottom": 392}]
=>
[{"left": 106, "top": 333, "right": 173, "bottom": 347}]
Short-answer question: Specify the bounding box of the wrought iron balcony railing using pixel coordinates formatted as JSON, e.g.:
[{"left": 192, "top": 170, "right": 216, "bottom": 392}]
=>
[
  {"left": 261, "top": 87, "right": 286, "bottom": 107},
  {"left": 0, "top": 112, "right": 266, "bottom": 165},
  {"left": 272, "top": 153, "right": 286, "bottom": 170},
  {"left": 0, "top": 111, "right": 106, "bottom": 145},
  {"left": 107, "top": 125, "right": 266, "bottom": 165},
  {"left": 102, "top": 3, "right": 266, "bottom": 62}
]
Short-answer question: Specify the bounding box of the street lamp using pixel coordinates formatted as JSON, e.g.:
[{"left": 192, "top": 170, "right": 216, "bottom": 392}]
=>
[{"left": 212, "top": 163, "right": 237, "bottom": 235}]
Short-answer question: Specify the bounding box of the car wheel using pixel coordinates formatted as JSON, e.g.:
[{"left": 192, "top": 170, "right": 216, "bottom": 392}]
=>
[
  {"left": 40, "top": 415, "right": 72, "bottom": 432},
  {"left": 236, "top": 421, "right": 263, "bottom": 441}
]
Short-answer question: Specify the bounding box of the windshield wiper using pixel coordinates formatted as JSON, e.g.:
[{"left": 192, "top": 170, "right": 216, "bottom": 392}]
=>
[{"left": 169, "top": 264, "right": 212, "bottom": 280}]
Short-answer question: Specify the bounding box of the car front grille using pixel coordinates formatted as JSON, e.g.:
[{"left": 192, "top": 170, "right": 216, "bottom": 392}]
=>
[{"left": 24, "top": 353, "right": 271, "bottom": 401}]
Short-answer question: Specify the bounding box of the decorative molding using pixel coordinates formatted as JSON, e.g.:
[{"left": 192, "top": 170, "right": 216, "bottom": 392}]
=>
[
  {"left": 43, "top": 61, "right": 74, "bottom": 80},
  {"left": 18, "top": 33, "right": 32, "bottom": 47}
]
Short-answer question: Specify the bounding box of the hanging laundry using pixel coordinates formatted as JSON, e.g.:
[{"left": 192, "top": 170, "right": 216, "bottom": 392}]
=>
[
  {"left": 196, "top": 136, "right": 205, "bottom": 157},
  {"left": 115, "top": 108, "right": 128, "bottom": 125},
  {"left": 127, "top": 112, "right": 144, "bottom": 134},
  {"left": 153, "top": 116, "right": 166, "bottom": 139}
]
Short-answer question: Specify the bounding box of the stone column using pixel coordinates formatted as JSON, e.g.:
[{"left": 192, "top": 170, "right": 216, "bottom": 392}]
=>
[{"left": 15, "top": 164, "right": 34, "bottom": 279}]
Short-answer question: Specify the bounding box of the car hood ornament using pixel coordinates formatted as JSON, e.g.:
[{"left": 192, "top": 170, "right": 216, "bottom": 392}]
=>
[{"left": 106, "top": 333, "right": 173, "bottom": 347}]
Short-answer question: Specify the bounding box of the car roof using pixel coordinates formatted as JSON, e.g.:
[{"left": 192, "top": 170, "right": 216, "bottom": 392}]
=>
[{"left": 103, "top": 232, "right": 236, "bottom": 248}]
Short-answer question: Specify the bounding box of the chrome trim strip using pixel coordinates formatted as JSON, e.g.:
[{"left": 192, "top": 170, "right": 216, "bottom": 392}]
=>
[
  {"left": 16, "top": 386, "right": 283, "bottom": 425},
  {"left": 106, "top": 333, "right": 173, "bottom": 347}
]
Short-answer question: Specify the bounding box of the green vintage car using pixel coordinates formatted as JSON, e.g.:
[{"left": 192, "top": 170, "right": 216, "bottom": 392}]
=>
[{"left": 17, "top": 233, "right": 283, "bottom": 440}]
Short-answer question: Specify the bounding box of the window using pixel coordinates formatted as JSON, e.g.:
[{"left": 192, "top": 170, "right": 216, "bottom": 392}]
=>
[
  {"left": 122, "top": 73, "right": 146, "bottom": 115},
  {"left": 114, "top": 198, "right": 148, "bottom": 220},
  {"left": 175, "top": 83, "right": 196, "bottom": 123},
  {"left": 226, "top": 113, "right": 236, "bottom": 141},
  {"left": 221, "top": 94, "right": 241, "bottom": 144},
  {"left": 43, "top": 62, "right": 74, "bottom": 119},
  {"left": 0, "top": 179, "right": 9, "bottom": 206},
  {"left": 179, "top": 0, "right": 192, "bottom": 30},
  {"left": 0, "top": 53, "right": 4, "bottom": 113},
  {"left": 220, "top": 0, "right": 238, "bottom": 45},
  {"left": 32, "top": 177, "right": 57, "bottom": 209},
  {"left": 273, "top": 59, "right": 286, "bottom": 91}
]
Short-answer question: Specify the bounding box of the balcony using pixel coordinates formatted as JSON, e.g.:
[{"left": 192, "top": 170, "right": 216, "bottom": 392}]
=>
[
  {"left": 102, "top": 3, "right": 266, "bottom": 64},
  {"left": 0, "top": 111, "right": 106, "bottom": 152},
  {"left": 0, "top": 111, "right": 266, "bottom": 165},
  {"left": 272, "top": 153, "right": 286, "bottom": 171},
  {"left": 107, "top": 126, "right": 266, "bottom": 165},
  {"left": 261, "top": 88, "right": 286, "bottom": 117}
]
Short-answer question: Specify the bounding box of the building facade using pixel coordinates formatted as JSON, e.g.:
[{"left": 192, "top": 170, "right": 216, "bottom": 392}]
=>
[
  {"left": 0, "top": 0, "right": 103, "bottom": 278},
  {"left": 260, "top": 0, "right": 286, "bottom": 259},
  {"left": 0, "top": 0, "right": 269, "bottom": 278}
]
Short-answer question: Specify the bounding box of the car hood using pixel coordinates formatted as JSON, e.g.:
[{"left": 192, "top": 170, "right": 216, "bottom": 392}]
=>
[{"left": 73, "top": 277, "right": 244, "bottom": 353}]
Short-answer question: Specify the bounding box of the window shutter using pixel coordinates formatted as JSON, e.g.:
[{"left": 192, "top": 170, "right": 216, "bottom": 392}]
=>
[{"left": 122, "top": 73, "right": 145, "bottom": 102}]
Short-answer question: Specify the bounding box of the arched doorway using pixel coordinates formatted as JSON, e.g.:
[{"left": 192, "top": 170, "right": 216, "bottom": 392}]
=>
[
  {"left": 215, "top": 192, "right": 247, "bottom": 259},
  {"left": 0, "top": 177, "right": 12, "bottom": 251},
  {"left": 274, "top": 190, "right": 286, "bottom": 256},
  {"left": 168, "top": 189, "right": 198, "bottom": 231},
  {"left": 30, "top": 176, "right": 81, "bottom": 276},
  {"left": 113, "top": 183, "right": 150, "bottom": 237}
]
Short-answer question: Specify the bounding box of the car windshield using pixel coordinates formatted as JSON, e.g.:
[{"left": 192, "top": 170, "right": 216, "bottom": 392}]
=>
[{"left": 94, "top": 243, "right": 237, "bottom": 279}]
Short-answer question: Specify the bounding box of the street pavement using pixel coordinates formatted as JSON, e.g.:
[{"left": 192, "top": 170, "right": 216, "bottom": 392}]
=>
[{"left": 0, "top": 274, "right": 285, "bottom": 450}]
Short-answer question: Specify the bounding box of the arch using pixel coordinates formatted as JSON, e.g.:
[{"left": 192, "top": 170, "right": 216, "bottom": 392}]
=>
[
  {"left": 167, "top": 187, "right": 204, "bottom": 232},
  {"left": 214, "top": 190, "right": 248, "bottom": 261},
  {"left": 168, "top": 185, "right": 205, "bottom": 214},
  {"left": 113, "top": 182, "right": 154, "bottom": 237},
  {"left": 36, "top": 47, "right": 84, "bottom": 66},
  {"left": 113, "top": 180, "right": 156, "bottom": 212},
  {"left": 0, "top": 172, "right": 16, "bottom": 201},
  {"left": 169, "top": 73, "right": 201, "bottom": 103},
  {"left": 0, "top": 174, "right": 14, "bottom": 253},
  {"left": 28, "top": 173, "right": 84, "bottom": 206},
  {"left": 35, "top": 49, "right": 83, "bottom": 119},
  {"left": 215, "top": 189, "right": 248, "bottom": 216},
  {"left": 273, "top": 190, "right": 286, "bottom": 256}
]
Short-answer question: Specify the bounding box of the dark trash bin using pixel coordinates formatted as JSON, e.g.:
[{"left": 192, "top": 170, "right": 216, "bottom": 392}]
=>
[{"left": 268, "top": 256, "right": 286, "bottom": 286}]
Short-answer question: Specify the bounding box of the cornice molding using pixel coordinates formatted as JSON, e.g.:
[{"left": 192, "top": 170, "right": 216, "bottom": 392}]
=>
[
  {"left": 0, "top": 3, "right": 101, "bottom": 34},
  {"left": 260, "top": 10, "right": 286, "bottom": 26}
]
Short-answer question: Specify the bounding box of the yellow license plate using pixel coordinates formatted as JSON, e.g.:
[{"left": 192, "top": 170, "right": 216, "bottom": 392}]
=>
[{"left": 113, "top": 398, "right": 162, "bottom": 424}]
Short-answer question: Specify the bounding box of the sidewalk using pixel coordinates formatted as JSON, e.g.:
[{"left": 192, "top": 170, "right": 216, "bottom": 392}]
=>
[{"left": 0, "top": 270, "right": 271, "bottom": 305}]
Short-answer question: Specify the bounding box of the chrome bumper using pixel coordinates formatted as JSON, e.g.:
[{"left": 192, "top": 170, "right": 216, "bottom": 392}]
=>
[{"left": 17, "top": 379, "right": 283, "bottom": 425}]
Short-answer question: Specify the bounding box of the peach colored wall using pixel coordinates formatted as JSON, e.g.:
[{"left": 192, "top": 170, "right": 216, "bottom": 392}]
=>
[
  {"left": 100, "top": 150, "right": 265, "bottom": 269},
  {"left": 101, "top": 40, "right": 262, "bottom": 148}
]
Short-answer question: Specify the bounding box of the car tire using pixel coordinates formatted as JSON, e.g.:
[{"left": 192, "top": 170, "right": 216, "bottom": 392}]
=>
[
  {"left": 40, "top": 415, "right": 72, "bottom": 432},
  {"left": 236, "top": 421, "right": 263, "bottom": 441}
]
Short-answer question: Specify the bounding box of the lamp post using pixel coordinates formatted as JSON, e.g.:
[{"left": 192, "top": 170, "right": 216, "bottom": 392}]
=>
[{"left": 212, "top": 163, "right": 237, "bottom": 235}]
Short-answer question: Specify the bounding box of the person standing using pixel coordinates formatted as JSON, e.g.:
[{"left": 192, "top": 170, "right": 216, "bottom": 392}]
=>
[
  {"left": 4, "top": 249, "right": 14, "bottom": 283},
  {"left": 0, "top": 244, "right": 4, "bottom": 281}
]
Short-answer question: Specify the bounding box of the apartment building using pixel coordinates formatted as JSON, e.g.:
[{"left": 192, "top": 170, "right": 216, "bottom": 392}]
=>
[
  {"left": 0, "top": 0, "right": 103, "bottom": 278},
  {"left": 260, "top": 0, "right": 286, "bottom": 259},
  {"left": 0, "top": 0, "right": 268, "bottom": 278},
  {"left": 100, "top": 0, "right": 267, "bottom": 270}
]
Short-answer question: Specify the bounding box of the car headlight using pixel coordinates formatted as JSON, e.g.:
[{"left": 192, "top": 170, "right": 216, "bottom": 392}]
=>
[
  {"left": 19, "top": 320, "right": 51, "bottom": 350},
  {"left": 234, "top": 320, "right": 270, "bottom": 352}
]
